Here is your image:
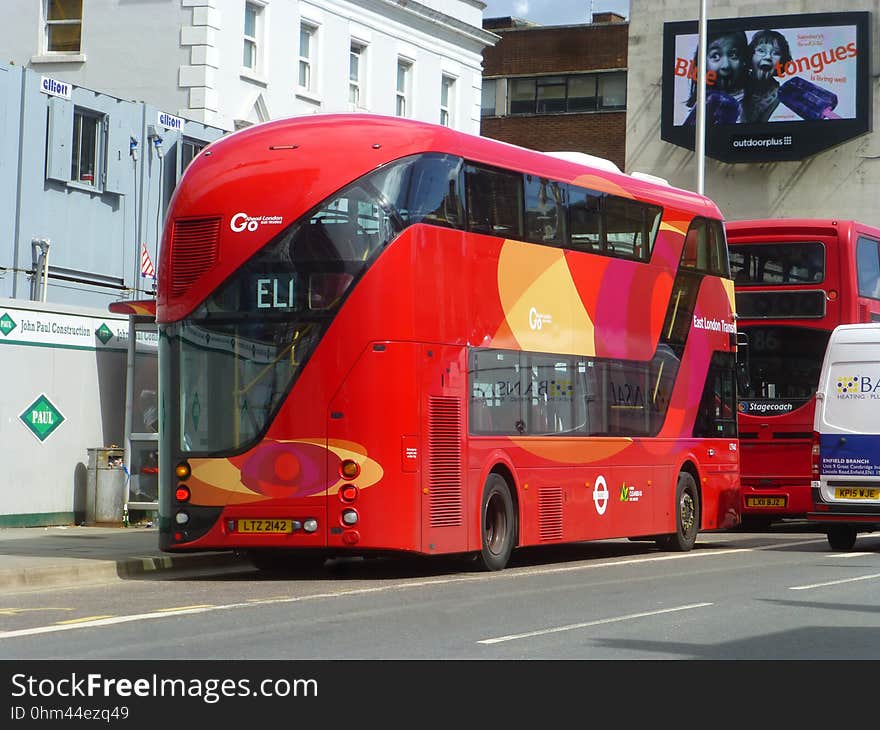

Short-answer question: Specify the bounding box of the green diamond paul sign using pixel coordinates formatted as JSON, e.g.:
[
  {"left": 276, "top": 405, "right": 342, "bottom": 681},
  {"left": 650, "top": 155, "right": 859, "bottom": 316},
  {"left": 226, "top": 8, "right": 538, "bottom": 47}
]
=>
[
  {"left": 0, "top": 312, "right": 16, "bottom": 336},
  {"left": 20, "top": 394, "right": 65, "bottom": 442}
]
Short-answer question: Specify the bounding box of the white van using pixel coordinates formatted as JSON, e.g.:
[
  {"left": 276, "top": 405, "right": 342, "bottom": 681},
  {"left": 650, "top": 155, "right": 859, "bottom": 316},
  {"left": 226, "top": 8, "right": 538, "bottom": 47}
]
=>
[{"left": 810, "top": 323, "right": 880, "bottom": 550}]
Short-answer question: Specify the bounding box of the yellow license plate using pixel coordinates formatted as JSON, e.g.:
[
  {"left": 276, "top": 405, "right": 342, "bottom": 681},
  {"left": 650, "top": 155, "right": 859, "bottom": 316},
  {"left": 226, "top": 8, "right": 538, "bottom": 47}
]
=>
[
  {"left": 745, "top": 496, "right": 786, "bottom": 508},
  {"left": 834, "top": 488, "right": 880, "bottom": 500},
  {"left": 237, "top": 519, "right": 294, "bottom": 534}
]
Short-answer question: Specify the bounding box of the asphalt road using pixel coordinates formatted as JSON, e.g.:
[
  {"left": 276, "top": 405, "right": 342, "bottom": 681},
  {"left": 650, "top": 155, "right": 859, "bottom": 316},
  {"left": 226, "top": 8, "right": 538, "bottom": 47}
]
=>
[{"left": 1, "top": 527, "right": 878, "bottom": 660}]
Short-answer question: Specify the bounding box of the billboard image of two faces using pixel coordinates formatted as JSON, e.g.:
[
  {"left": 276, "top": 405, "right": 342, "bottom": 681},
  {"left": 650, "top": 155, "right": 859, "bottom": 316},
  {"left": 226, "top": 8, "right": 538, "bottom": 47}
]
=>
[
  {"left": 661, "top": 13, "right": 870, "bottom": 162},
  {"left": 672, "top": 23, "right": 858, "bottom": 126}
]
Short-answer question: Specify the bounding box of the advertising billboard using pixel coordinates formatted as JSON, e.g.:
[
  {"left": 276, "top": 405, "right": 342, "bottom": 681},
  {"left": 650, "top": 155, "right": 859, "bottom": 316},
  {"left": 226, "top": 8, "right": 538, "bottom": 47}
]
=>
[{"left": 661, "top": 12, "right": 871, "bottom": 162}]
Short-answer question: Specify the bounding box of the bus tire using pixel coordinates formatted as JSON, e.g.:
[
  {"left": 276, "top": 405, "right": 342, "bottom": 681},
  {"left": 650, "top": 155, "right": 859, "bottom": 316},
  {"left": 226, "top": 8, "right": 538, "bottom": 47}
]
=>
[
  {"left": 656, "top": 471, "right": 700, "bottom": 552},
  {"left": 474, "top": 474, "right": 516, "bottom": 571},
  {"left": 826, "top": 525, "right": 857, "bottom": 551}
]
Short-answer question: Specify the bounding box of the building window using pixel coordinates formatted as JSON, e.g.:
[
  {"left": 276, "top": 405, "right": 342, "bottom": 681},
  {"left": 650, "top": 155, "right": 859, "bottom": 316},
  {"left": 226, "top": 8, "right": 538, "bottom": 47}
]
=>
[
  {"left": 71, "top": 108, "right": 100, "bottom": 186},
  {"left": 396, "top": 59, "right": 411, "bottom": 117},
  {"left": 349, "top": 43, "right": 364, "bottom": 106},
  {"left": 45, "top": 0, "right": 82, "bottom": 53},
  {"left": 440, "top": 75, "right": 455, "bottom": 126},
  {"left": 505, "top": 72, "right": 627, "bottom": 115},
  {"left": 598, "top": 72, "right": 626, "bottom": 110},
  {"left": 536, "top": 76, "right": 566, "bottom": 113},
  {"left": 299, "top": 23, "right": 317, "bottom": 90},
  {"left": 242, "top": 2, "right": 262, "bottom": 71},
  {"left": 481, "top": 79, "right": 497, "bottom": 117},
  {"left": 181, "top": 139, "right": 207, "bottom": 173}
]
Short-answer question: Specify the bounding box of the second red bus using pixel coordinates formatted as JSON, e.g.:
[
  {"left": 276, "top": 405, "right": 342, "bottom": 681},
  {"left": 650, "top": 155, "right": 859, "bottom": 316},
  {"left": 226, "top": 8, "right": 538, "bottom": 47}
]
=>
[{"left": 727, "top": 218, "right": 880, "bottom": 525}]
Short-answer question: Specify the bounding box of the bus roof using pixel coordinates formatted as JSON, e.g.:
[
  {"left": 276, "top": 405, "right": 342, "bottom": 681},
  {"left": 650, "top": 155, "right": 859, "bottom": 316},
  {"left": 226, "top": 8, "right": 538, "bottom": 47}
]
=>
[
  {"left": 726, "top": 219, "right": 880, "bottom": 239},
  {"left": 193, "top": 113, "right": 719, "bottom": 217}
]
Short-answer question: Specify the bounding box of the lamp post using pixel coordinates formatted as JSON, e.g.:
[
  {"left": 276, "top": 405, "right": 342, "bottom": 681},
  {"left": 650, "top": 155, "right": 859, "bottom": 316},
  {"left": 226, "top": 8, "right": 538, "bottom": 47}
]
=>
[{"left": 695, "top": 0, "right": 708, "bottom": 195}]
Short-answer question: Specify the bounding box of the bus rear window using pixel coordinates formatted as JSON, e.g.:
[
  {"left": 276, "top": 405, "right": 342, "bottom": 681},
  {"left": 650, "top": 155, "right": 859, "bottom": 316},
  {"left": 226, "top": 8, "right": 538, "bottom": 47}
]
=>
[{"left": 730, "top": 241, "right": 824, "bottom": 285}]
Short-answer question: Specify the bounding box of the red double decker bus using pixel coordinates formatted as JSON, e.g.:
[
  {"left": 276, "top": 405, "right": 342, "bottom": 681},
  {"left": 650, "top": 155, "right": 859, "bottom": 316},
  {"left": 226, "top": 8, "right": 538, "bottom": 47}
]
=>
[
  {"left": 727, "top": 219, "right": 880, "bottom": 526},
  {"left": 157, "top": 114, "right": 740, "bottom": 571}
]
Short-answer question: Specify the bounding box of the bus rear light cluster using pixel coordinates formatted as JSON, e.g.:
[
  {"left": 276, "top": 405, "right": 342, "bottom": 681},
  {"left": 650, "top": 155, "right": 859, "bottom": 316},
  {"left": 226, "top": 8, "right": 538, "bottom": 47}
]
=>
[
  {"left": 811, "top": 431, "right": 820, "bottom": 477},
  {"left": 341, "top": 509, "right": 359, "bottom": 526},
  {"left": 339, "top": 459, "right": 360, "bottom": 480}
]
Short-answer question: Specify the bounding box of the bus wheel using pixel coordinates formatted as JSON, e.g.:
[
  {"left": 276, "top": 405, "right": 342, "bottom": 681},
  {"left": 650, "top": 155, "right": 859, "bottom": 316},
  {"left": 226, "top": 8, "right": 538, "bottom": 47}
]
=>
[
  {"left": 475, "top": 474, "right": 516, "bottom": 571},
  {"left": 656, "top": 472, "right": 700, "bottom": 552},
  {"left": 826, "top": 525, "right": 857, "bottom": 551}
]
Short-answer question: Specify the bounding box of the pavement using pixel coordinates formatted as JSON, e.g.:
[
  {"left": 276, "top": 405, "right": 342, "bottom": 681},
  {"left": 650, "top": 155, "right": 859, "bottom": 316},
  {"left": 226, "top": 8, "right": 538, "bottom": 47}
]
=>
[{"left": 0, "top": 523, "right": 246, "bottom": 593}]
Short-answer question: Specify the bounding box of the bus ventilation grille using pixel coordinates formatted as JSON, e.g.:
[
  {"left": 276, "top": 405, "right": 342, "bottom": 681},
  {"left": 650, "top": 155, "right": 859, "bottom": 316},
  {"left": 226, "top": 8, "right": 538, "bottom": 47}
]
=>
[
  {"left": 170, "top": 217, "right": 221, "bottom": 297},
  {"left": 428, "top": 396, "right": 462, "bottom": 528},
  {"left": 538, "top": 488, "right": 563, "bottom": 541}
]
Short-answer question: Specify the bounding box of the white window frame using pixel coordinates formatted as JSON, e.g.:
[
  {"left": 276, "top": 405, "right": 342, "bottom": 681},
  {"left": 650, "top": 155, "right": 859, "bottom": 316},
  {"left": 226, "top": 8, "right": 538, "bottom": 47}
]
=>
[
  {"left": 396, "top": 58, "right": 412, "bottom": 118},
  {"left": 349, "top": 42, "right": 365, "bottom": 108},
  {"left": 299, "top": 22, "right": 318, "bottom": 92},
  {"left": 440, "top": 74, "right": 455, "bottom": 127},
  {"left": 43, "top": 0, "right": 83, "bottom": 55},
  {"left": 70, "top": 107, "right": 101, "bottom": 187},
  {"left": 242, "top": 2, "right": 265, "bottom": 75}
]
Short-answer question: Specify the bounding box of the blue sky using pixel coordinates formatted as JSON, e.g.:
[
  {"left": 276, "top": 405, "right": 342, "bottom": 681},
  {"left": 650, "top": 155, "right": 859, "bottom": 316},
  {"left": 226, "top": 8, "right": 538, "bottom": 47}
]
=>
[{"left": 481, "top": 1, "right": 630, "bottom": 25}]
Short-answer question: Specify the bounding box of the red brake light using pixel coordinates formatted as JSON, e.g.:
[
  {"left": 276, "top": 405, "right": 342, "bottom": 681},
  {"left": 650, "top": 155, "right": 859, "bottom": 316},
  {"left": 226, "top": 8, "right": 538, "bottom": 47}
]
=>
[{"left": 175, "top": 485, "right": 191, "bottom": 502}]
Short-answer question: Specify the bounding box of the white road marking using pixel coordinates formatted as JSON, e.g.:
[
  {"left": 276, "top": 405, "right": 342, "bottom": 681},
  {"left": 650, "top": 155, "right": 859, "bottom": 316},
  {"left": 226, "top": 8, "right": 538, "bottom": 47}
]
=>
[
  {"left": 789, "top": 572, "right": 880, "bottom": 591},
  {"left": 477, "top": 602, "right": 714, "bottom": 644},
  {"left": 0, "top": 536, "right": 827, "bottom": 640},
  {"left": 828, "top": 552, "right": 872, "bottom": 559}
]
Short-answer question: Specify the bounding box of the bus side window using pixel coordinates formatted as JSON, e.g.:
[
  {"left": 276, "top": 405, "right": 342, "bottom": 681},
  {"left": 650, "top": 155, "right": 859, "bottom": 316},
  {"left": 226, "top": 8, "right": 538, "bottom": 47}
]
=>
[
  {"left": 567, "top": 185, "right": 603, "bottom": 253},
  {"left": 464, "top": 164, "right": 523, "bottom": 238}
]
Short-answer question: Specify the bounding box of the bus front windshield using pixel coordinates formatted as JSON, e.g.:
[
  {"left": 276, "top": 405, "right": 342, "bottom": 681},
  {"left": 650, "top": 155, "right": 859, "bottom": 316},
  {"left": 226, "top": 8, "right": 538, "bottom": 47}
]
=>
[
  {"left": 161, "top": 153, "right": 465, "bottom": 454},
  {"left": 738, "top": 325, "right": 830, "bottom": 403}
]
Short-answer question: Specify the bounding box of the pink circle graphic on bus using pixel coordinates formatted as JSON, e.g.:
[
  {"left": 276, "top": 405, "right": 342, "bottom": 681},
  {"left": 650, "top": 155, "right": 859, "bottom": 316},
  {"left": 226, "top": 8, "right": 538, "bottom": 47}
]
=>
[{"left": 239, "top": 440, "right": 341, "bottom": 498}]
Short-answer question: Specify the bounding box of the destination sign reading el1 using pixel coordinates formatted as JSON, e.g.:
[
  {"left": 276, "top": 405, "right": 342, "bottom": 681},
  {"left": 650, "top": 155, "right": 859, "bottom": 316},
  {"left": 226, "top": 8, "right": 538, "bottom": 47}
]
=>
[{"left": 254, "top": 275, "right": 297, "bottom": 311}]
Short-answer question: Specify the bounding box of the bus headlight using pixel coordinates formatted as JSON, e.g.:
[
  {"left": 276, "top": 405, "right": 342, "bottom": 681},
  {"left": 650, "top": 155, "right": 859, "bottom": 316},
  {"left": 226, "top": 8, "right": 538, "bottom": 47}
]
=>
[{"left": 303, "top": 518, "right": 318, "bottom": 533}]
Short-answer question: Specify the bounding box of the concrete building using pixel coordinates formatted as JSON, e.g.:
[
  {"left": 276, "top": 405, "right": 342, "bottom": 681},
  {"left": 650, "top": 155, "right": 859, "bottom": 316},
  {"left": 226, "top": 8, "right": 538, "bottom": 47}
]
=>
[
  {"left": 626, "top": 0, "right": 880, "bottom": 226},
  {"left": 0, "top": 2, "right": 498, "bottom": 527},
  {"left": 1, "top": 0, "right": 497, "bottom": 135},
  {"left": 480, "top": 12, "right": 628, "bottom": 169}
]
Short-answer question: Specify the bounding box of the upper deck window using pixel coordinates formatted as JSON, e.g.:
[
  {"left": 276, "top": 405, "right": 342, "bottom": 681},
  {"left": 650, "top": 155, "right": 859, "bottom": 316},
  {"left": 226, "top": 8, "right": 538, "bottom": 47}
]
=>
[
  {"left": 681, "top": 219, "right": 730, "bottom": 277},
  {"left": 729, "top": 241, "right": 824, "bottom": 285},
  {"left": 856, "top": 236, "right": 880, "bottom": 300}
]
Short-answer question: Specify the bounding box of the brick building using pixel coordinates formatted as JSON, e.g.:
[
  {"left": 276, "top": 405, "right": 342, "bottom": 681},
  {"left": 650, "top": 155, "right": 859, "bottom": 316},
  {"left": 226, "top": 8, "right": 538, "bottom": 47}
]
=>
[{"left": 480, "top": 13, "right": 628, "bottom": 169}]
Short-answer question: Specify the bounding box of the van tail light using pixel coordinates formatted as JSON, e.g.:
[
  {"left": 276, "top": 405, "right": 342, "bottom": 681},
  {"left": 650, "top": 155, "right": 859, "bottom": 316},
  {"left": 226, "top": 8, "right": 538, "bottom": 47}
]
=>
[{"left": 811, "top": 431, "right": 821, "bottom": 477}]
